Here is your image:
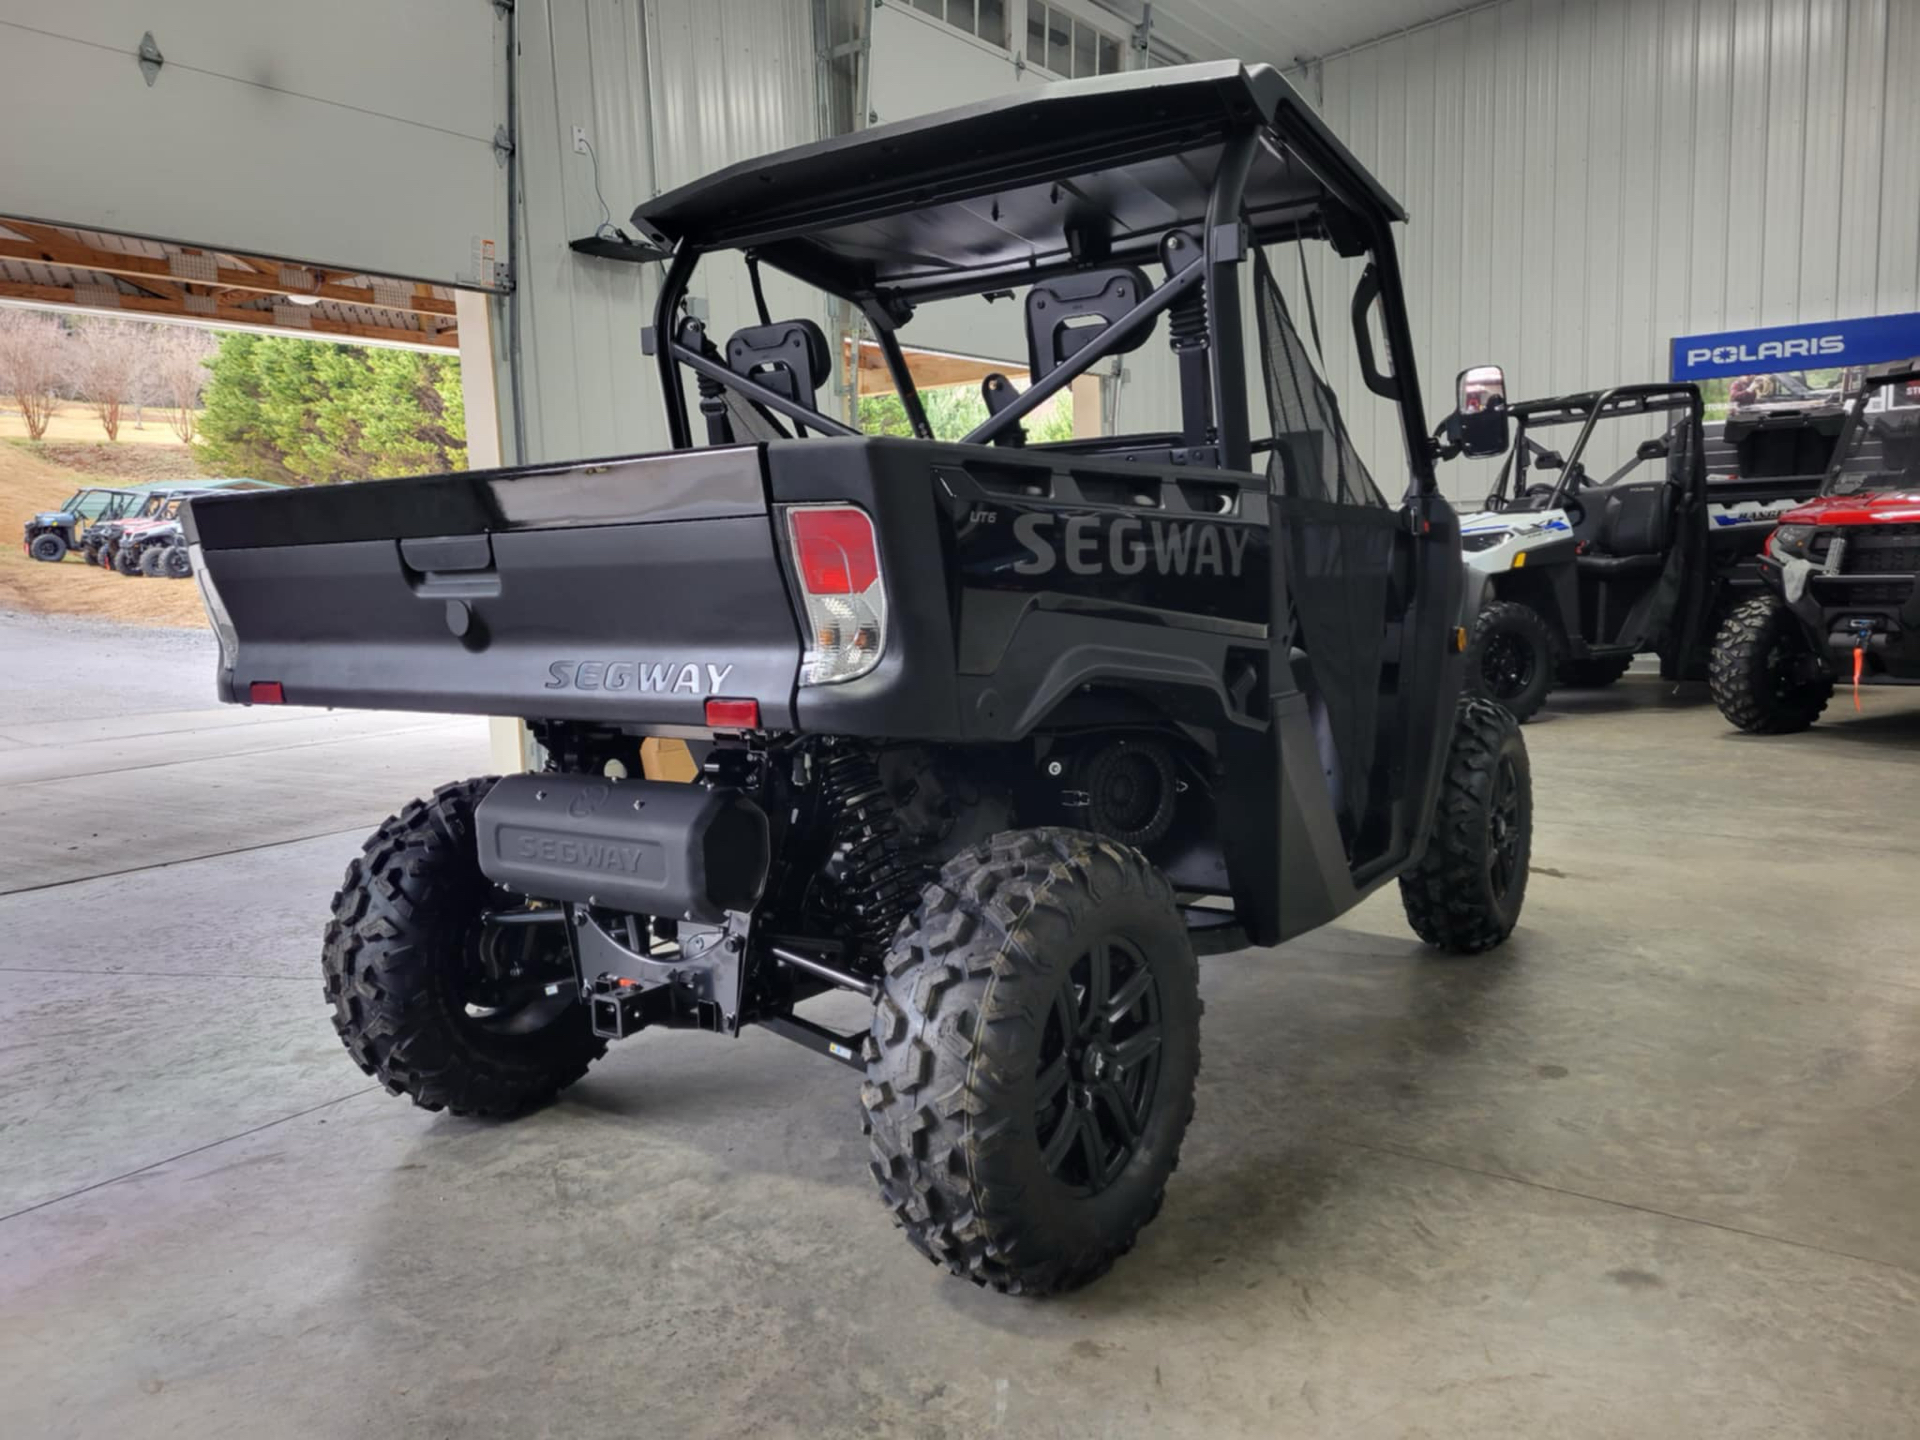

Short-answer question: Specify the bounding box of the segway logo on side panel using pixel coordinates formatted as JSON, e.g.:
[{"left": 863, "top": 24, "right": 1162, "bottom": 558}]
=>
[
  {"left": 544, "top": 660, "right": 735, "bottom": 693},
  {"left": 1012, "top": 513, "right": 1251, "bottom": 578}
]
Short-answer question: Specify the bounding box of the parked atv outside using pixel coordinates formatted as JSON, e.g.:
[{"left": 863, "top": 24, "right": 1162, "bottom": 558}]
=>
[
  {"left": 96, "top": 481, "right": 281, "bottom": 575},
  {"left": 1711, "top": 358, "right": 1920, "bottom": 732},
  {"left": 185, "top": 62, "right": 1534, "bottom": 1297},
  {"left": 95, "top": 490, "right": 194, "bottom": 576},
  {"left": 1440, "top": 383, "right": 1720, "bottom": 721},
  {"left": 22, "top": 486, "right": 137, "bottom": 562}
]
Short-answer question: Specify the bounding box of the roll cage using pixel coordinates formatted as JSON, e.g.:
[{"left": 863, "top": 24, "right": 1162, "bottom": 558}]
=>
[
  {"left": 1485, "top": 384, "right": 1706, "bottom": 514},
  {"left": 1824, "top": 358, "right": 1920, "bottom": 496},
  {"left": 631, "top": 62, "right": 1437, "bottom": 494}
]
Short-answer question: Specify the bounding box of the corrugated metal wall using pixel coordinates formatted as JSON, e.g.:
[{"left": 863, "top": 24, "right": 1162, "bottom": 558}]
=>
[
  {"left": 510, "top": 0, "right": 819, "bottom": 463},
  {"left": 1294, "top": 0, "right": 1920, "bottom": 501}
]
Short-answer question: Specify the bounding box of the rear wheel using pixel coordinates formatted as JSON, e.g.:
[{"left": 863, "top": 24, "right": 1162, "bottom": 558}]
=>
[
  {"left": 28, "top": 532, "right": 67, "bottom": 562},
  {"left": 1708, "top": 594, "right": 1833, "bottom": 734},
  {"left": 1400, "top": 698, "right": 1531, "bottom": 954},
  {"left": 323, "top": 777, "right": 605, "bottom": 1117},
  {"left": 1466, "top": 600, "right": 1558, "bottom": 722},
  {"left": 863, "top": 828, "right": 1200, "bottom": 1296},
  {"left": 1556, "top": 653, "right": 1633, "bottom": 689},
  {"left": 162, "top": 545, "right": 193, "bottom": 579}
]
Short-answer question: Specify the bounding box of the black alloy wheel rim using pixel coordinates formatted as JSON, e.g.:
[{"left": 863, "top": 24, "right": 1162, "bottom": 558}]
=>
[
  {"left": 1482, "top": 631, "right": 1535, "bottom": 698},
  {"left": 1486, "top": 755, "right": 1522, "bottom": 899},
  {"left": 1034, "top": 937, "right": 1164, "bottom": 1195},
  {"left": 1766, "top": 635, "right": 1818, "bottom": 699}
]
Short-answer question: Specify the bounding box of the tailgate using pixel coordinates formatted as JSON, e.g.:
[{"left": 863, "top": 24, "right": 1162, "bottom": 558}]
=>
[{"left": 184, "top": 448, "right": 802, "bottom": 727}]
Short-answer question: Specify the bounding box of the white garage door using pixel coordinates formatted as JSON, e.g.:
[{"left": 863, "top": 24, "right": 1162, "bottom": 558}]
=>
[{"left": 0, "top": 0, "right": 506, "bottom": 287}]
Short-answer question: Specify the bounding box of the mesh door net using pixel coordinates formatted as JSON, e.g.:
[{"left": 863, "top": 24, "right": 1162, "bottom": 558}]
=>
[
  {"left": 1255, "top": 245, "right": 1387, "bottom": 509},
  {"left": 1254, "top": 245, "right": 1397, "bottom": 842}
]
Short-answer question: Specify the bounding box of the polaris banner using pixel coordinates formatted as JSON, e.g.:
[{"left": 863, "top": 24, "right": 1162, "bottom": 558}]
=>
[{"left": 1671, "top": 312, "right": 1920, "bottom": 381}]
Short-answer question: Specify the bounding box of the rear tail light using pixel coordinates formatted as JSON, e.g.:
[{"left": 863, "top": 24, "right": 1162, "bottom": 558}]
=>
[
  {"left": 704, "top": 697, "right": 760, "bottom": 728},
  {"left": 249, "top": 681, "right": 285, "bottom": 704},
  {"left": 784, "top": 504, "right": 887, "bottom": 685}
]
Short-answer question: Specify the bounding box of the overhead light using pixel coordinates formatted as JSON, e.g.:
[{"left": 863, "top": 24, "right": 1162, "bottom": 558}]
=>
[{"left": 284, "top": 294, "right": 323, "bottom": 306}]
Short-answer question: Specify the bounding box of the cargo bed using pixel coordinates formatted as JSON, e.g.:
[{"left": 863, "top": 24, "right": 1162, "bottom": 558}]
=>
[{"left": 184, "top": 447, "right": 804, "bottom": 728}]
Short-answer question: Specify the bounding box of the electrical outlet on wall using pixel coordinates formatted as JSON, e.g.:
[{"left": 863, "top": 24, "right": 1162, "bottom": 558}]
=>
[{"left": 572, "top": 125, "right": 588, "bottom": 154}]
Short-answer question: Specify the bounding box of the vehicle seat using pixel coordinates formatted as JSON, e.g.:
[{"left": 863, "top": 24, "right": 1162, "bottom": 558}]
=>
[{"left": 1578, "top": 481, "right": 1674, "bottom": 576}]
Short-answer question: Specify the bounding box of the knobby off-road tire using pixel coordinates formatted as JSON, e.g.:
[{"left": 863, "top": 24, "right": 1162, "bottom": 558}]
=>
[
  {"left": 114, "top": 545, "right": 142, "bottom": 576},
  {"left": 162, "top": 545, "right": 193, "bottom": 579},
  {"left": 1400, "top": 698, "right": 1532, "bottom": 954},
  {"left": 1556, "top": 653, "right": 1633, "bottom": 689},
  {"left": 138, "top": 546, "right": 167, "bottom": 578},
  {"left": 29, "top": 532, "right": 68, "bottom": 562},
  {"left": 324, "top": 776, "right": 605, "bottom": 1117},
  {"left": 1466, "top": 600, "right": 1559, "bottom": 722},
  {"left": 863, "top": 827, "right": 1201, "bottom": 1296},
  {"left": 1708, "top": 594, "right": 1834, "bottom": 735}
]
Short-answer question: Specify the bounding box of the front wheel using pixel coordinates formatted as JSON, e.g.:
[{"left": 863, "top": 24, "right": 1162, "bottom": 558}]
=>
[
  {"left": 323, "top": 777, "right": 605, "bottom": 1117},
  {"left": 29, "top": 532, "right": 68, "bottom": 562},
  {"left": 864, "top": 828, "right": 1200, "bottom": 1296},
  {"left": 1708, "top": 594, "right": 1833, "bottom": 734},
  {"left": 114, "top": 545, "right": 142, "bottom": 576},
  {"left": 1466, "top": 600, "right": 1558, "bottom": 722},
  {"left": 162, "top": 545, "right": 193, "bottom": 579},
  {"left": 138, "top": 546, "right": 167, "bottom": 578},
  {"left": 1400, "top": 698, "right": 1532, "bottom": 954}
]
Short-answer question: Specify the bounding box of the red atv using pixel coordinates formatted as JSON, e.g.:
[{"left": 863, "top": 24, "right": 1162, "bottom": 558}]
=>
[{"left": 1710, "top": 359, "right": 1920, "bottom": 732}]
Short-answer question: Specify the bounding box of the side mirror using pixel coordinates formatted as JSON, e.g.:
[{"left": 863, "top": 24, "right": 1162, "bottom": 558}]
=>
[{"left": 1447, "top": 365, "right": 1510, "bottom": 458}]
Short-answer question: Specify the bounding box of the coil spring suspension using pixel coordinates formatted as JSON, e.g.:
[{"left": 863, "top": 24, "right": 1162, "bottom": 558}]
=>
[
  {"left": 817, "top": 750, "right": 927, "bottom": 966},
  {"left": 1166, "top": 284, "right": 1208, "bottom": 351}
]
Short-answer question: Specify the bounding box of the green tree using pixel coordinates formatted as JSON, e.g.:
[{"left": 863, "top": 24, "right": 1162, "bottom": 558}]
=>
[
  {"left": 860, "top": 382, "right": 1076, "bottom": 442},
  {"left": 196, "top": 334, "right": 466, "bottom": 484}
]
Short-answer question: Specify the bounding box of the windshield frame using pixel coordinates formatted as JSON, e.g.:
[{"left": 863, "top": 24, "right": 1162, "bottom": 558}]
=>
[{"left": 1823, "top": 366, "right": 1920, "bottom": 495}]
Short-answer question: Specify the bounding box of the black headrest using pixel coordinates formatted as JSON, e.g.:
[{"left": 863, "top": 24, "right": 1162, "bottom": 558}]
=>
[
  {"left": 1025, "top": 267, "right": 1155, "bottom": 382},
  {"left": 726, "top": 319, "right": 832, "bottom": 398}
]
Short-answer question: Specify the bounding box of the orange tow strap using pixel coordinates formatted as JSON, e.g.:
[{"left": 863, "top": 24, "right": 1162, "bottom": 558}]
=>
[{"left": 1853, "top": 645, "right": 1865, "bottom": 711}]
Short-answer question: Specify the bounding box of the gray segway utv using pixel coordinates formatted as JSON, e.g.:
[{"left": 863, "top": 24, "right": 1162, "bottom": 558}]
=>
[{"left": 185, "top": 62, "right": 1532, "bottom": 1296}]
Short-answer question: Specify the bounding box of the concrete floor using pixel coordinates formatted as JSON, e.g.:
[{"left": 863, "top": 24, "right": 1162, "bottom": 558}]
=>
[{"left": 2, "top": 611, "right": 1917, "bottom": 1439}]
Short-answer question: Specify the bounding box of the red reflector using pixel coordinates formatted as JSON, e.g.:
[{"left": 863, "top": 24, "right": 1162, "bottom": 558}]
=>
[
  {"left": 704, "top": 697, "right": 760, "bottom": 728},
  {"left": 788, "top": 506, "right": 878, "bottom": 595},
  {"left": 249, "top": 681, "right": 285, "bottom": 704}
]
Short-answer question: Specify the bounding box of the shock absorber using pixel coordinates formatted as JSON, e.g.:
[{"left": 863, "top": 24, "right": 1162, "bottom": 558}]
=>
[
  {"left": 816, "top": 750, "right": 926, "bottom": 967},
  {"left": 1162, "top": 233, "right": 1213, "bottom": 448}
]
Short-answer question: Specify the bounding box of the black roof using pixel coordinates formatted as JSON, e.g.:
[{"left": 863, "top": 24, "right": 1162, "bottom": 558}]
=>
[{"left": 631, "top": 62, "right": 1407, "bottom": 305}]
